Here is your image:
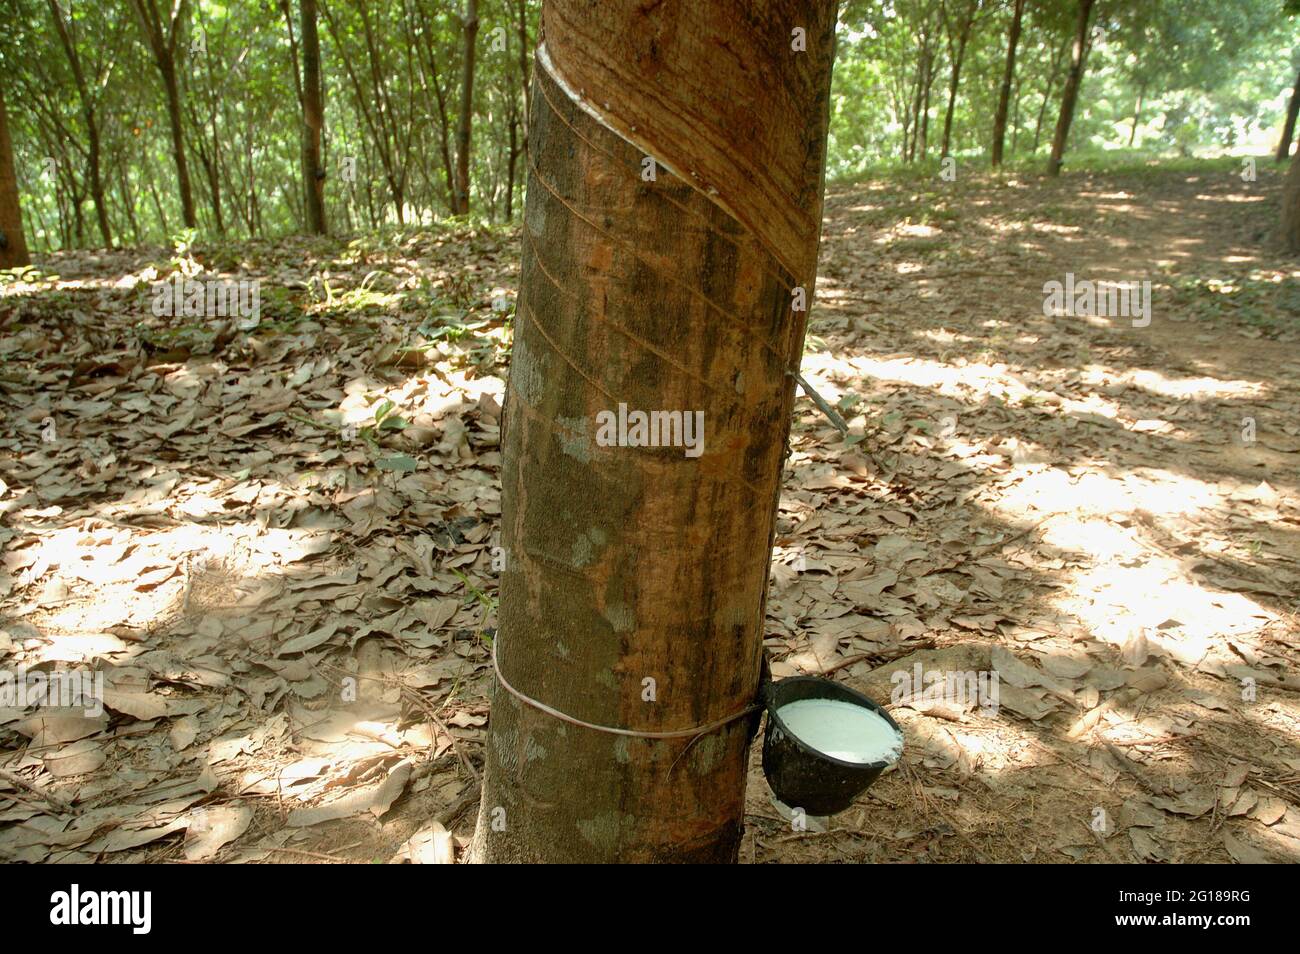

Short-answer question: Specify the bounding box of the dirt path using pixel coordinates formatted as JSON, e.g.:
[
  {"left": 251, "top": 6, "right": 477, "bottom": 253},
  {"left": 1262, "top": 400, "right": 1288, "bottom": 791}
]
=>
[
  {"left": 1, "top": 163, "right": 1297, "bottom": 863},
  {"left": 748, "top": 162, "right": 1300, "bottom": 862}
]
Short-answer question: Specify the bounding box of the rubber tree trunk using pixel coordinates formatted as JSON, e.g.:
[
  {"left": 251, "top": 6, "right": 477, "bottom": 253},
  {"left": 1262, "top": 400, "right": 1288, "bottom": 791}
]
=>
[
  {"left": 1276, "top": 67, "right": 1300, "bottom": 163},
  {"left": 301, "top": 0, "right": 327, "bottom": 234},
  {"left": 1283, "top": 151, "right": 1300, "bottom": 253},
  {"left": 1128, "top": 80, "right": 1146, "bottom": 147},
  {"left": 990, "top": 0, "right": 1024, "bottom": 168},
  {"left": 0, "top": 85, "right": 30, "bottom": 269},
  {"left": 46, "top": 0, "right": 112, "bottom": 246},
  {"left": 1047, "top": 0, "right": 1095, "bottom": 178},
  {"left": 452, "top": 0, "right": 479, "bottom": 215},
  {"left": 470, "top": 0, "right": 839, "bottom": 864},
  {"left": 162, "top": 59, "right": 197, "bottom": 228},
  {"left": 940, "top": 3, "right": 976, "bottom": 159}
]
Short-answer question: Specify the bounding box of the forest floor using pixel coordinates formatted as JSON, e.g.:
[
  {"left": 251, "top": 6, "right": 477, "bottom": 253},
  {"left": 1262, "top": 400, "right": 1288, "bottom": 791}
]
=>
[{"left": 1, "top": 156, "right": 1298, "bottom": 863}]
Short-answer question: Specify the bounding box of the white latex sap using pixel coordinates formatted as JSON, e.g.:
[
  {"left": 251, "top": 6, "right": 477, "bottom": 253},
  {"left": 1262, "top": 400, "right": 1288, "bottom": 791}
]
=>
[{"left": 776, "top": 698, "right": 903, "bottom": 765}]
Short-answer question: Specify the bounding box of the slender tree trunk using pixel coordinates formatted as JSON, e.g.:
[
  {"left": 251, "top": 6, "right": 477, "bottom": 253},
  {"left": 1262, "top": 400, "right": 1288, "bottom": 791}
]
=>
[
  {"left": 1276, "top": 67, "right": 1300, "bottom": 162},
  {"left": 940, "top": 3, "right": 976, "bottom": 159},
  {"left": 991, "top": 0, "right": 1024, "bottom": 168},
  {"left": 301, "top": 0, "right": 327, "bottom": 233},
  {"left": 919, "top": 41, "right": 935, "bottom": 159},
  {"left": 1283, "top": 150, "right": 1300, "bottom": 253},
  {"left": 470, "top": 0, "right": 840, "bottom": 864},
  {"left": 116, "top": 158, "right": 140, "bottom": 243},
  {"left": 453, "top": 0, "right": 479, "bottom": 215},
  {"left": 1033, "top": 40, "right": 1066, "bottom": 153},
  {"left": 131, "top": 0, "right": 198, "bottom": 229},
  {"left": 1011, "top": 76, "right": 1021, "bottom": 152},
  {"left": 1128, "top": 79, "right": 1146, "bottom": 147},
  {"left": 504, "top": 111, "right": 518, "bottom": 220},
  {"left": 0, "top": 86, "right": 31, "bottom": 268},
  {"left": 515, "top": 0, "right": 530, "bottom": 154},
  {"left": 1047, "top": 0, "right": 1095, "bottom": 177},
  {"left": 46, "top": 0, "right": 112, "bottom": 246},
  {"left": 160, "top": 57, "right": 196, "bottom": 227}
]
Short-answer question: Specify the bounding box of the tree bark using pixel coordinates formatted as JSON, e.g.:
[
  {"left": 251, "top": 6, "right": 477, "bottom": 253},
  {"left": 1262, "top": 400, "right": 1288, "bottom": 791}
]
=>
[
  {"left": 1033, "top": 38, "right": 1067, "bottom": 153},
  {"left": 1276, "top": 67, "right": 1300, "bottom": 163},
  {"left": 991, "top": 0, "right": 1024, "bottom": 168},
  {"left": 301, "top": 0, "right": 327, "bottom": 233},
  {"left": 940, "top": 0, "right": 978, "bottom": 159},
  {"left": 470, "top": 0, "right": 839, "bottom": 864},
  {"left": 1283, "top": 150, "right": 1300, "bottom": 253},
  {"left": 1047, "top": 0, "right": 1095, "bottom": 177},
  {"left": 453, "top": 0, "right": 479, "bottom": 215},
  {"left": 131, "top": 0, "right": 197, "bottom": 227},
  {"left": 46, "top": 0, "right": 112, "bottom": 246},
  {"left": 0, "top": 85, "right": 31, "bottom": 269},
  {"left": 1128, "top": 79, "right": 1146, "bottom": 147}
]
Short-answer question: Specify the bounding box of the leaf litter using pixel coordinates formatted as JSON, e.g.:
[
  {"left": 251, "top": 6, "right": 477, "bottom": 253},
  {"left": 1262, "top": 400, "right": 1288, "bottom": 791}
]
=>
[{"left": 2, "top": 170, "right": 1299, "bottom": 863}]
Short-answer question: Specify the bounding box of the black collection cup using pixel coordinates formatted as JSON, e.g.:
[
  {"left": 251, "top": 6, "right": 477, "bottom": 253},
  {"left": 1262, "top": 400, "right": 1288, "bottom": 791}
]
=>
[{"left": 760, "top": 675, "right": 904, "bottom": 816}]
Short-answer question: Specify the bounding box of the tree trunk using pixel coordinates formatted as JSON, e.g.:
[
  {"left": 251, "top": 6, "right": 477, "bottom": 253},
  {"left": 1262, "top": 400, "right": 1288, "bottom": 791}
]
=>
[
  {"left": 1047, "top": 0, "right": 1095, "bottom": 177},
  {"left": 131, "top": 0, "right": 198, "bottom": 228},
  {"left": 46, "top": 0, "right": 112, "bottom": 246},
  {"left": 1276, "top": 68, "right": 1300, "bottom": 163},
  {"left": 1283, "top": 151, "right": 1300, "bottom": 253},
  {"left": 991, "top": 0, "right": 1024, "bottom": 168},
  {"left": 301, "top": 0, "right": 327, "bottom": 233},
  {"left": 940, "top": 2, "right": 976, "bottom": 159},
  {"left": 453, "top": 0, "right": 479, "bottom": 215},
  {"left": 1128, "top": 79, "right": 1146, "bottom": 147},
  {"left": 470, "top": 0, "right": 839, "bottom": 864},
  {"left": 0, "top": 85, "right": 31, "bottom": 268},
  {"left": 161, "top": 57, "right": 198, "bottom": 228},
  {"left": 515, "top": 0, "right": 531, "bottom": 153},
  {"left": 919, "top": 41, "right": 935, "bottom": 160}
]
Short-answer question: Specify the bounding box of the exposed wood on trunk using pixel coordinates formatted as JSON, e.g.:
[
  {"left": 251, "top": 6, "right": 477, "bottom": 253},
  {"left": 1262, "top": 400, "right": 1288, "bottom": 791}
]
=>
[{"left": 470, "top": 0, "right": 839, "bottom": 863}]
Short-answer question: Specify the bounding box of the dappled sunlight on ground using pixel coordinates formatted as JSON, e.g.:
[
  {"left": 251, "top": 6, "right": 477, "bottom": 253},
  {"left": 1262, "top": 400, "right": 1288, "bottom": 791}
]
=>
[{"left": 2, "top": 162, "right": 1297, "bottom": 863}]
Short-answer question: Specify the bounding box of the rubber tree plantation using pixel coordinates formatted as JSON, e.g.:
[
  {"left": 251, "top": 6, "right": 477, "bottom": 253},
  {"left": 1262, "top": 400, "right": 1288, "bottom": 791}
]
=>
[{"left": 0, "top": 0, "right": 1298, "bottom": 878}]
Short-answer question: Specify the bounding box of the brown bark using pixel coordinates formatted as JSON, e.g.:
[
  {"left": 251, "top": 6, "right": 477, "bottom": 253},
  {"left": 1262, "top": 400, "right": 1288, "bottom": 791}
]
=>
[
  {"left": 1047, "top": 0, "right": 1095, "bottom": 177},
  {"left": 46, "top": 0, "right": 111, "bottom": 246},
  {"left": 131, "top": 0, "right": 197, "bottom": 227},
  {"left": 1283, "top": 152, "right": 1300, "bottom": 253},
  {"left": 322, "top": 0, "right": 412, "bottom": 224},
  {"left": 452, "top": 0, "right": 479, "bottom": 215},
  {"left": 301, "top": 0, "right": 327, "bottom": 233},
  {"left": 406, "top": 0, "right": 458, "bottom": 211},
  {"left": 1128, "top": 79, "right": 1146, "bottom": 147},
  {"left": 1033, "top": 38, "right": 1067, "bottom": 153},
  {"left": 470, "top": 0, "right": 839, "bottom": 864},
  {"left": 940, "top": 0, "right": 979, "bottom": 158},
  {"left": 991, "top": 0, "right": 1024, "bottom": 168},
  {"left": 0, "top": 85, "right": 31, "bottom": 269},
  {"left": 1276, "top": 68, "right": 1300, "bottom": 163}
]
